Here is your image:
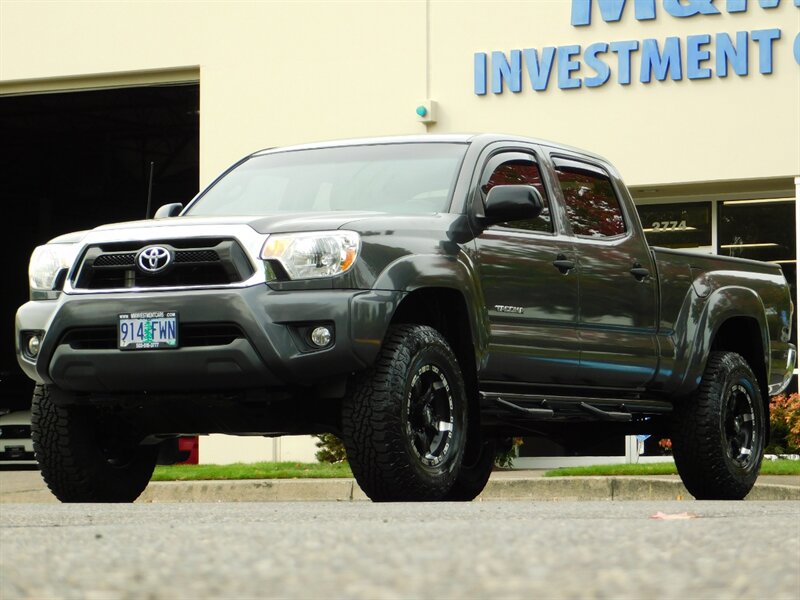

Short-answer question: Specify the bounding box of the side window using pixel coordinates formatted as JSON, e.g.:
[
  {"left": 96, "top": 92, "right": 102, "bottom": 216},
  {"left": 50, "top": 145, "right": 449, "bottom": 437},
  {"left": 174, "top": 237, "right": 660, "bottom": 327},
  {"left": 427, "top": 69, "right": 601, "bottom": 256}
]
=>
[
  {"left": 481, "top": 157, "right": 553, "bottom": 233},
  {"left": 555, "top": 164, "right": 626, "bottom": 238}
]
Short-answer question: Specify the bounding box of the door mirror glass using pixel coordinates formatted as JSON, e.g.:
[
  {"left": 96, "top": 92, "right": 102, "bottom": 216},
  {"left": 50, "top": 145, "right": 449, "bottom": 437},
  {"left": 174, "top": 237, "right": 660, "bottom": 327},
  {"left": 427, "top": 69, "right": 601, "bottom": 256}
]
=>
[{"left": 483, "top": 185, "right": 543, "bottom": 226}]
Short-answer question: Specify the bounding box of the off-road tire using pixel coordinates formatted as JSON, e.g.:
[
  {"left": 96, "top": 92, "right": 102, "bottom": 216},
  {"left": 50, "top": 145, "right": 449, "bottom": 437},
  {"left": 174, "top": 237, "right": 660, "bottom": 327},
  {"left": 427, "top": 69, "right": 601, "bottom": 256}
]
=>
[
  {"left": 31, "top": 384, "right": 158, "bottom": 503},
  {"left": 671, "top": 351, "right": 765, "bottom": 500},
  {"left": 444, "top": 436, "right": 496, "bottom": 501},
  {"left": 342, "top": 325, "right": 467, "bottom": 501}
]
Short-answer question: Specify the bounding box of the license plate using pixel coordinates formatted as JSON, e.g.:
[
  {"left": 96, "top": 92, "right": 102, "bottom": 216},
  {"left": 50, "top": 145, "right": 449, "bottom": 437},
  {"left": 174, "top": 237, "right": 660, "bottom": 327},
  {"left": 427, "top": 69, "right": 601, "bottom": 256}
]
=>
[{"left": 118, "top": 311, "right": 179, "bottom": 350}]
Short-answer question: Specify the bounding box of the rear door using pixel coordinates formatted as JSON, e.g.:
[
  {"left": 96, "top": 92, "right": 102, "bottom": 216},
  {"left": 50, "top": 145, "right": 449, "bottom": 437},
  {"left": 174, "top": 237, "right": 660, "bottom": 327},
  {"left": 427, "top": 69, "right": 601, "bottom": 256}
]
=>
[
  {"left": 474, "top": 145, "right": 580, "bottom": 385},
  {"left": 550, "top": 154, "right": 659, "bottom": 389}
]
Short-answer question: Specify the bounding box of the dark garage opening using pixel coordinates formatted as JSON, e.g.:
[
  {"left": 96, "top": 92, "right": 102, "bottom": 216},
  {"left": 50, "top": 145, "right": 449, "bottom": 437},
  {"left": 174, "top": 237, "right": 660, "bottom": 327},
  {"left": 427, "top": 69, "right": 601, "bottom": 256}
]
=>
[{"left": 0, "top": 83, "right": 199, "bottom": 410}]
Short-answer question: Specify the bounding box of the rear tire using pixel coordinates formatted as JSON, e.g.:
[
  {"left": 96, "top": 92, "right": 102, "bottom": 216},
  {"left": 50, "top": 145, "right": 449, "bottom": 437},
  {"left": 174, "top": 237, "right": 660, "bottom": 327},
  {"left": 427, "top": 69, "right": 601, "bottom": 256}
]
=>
[
  {"left": 342, "top": 325, "right": 467, "bottom": 501},
  {"left": 671, "top": 352, "right": 765, "bottom": 500},
  {"left": 31, "top": 384, "right": 158, "bottom": 503}
]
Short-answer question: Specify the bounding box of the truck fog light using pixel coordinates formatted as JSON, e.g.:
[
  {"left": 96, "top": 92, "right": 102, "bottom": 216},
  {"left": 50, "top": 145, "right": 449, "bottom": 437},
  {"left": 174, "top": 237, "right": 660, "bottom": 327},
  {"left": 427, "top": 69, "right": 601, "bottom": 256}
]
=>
[
  {"left": 310, "top": 326, "right": 333, "bottom": 348},
  {"left": 27, "top": 335, "right": 41, "bottom": 358}
]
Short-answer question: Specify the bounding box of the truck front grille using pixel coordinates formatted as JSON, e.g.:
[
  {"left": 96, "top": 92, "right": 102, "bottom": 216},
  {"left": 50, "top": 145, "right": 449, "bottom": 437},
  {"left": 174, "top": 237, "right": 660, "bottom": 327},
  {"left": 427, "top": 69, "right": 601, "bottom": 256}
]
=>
[{"left": 72, "top": 238, "right": 254, "bottom": 290}]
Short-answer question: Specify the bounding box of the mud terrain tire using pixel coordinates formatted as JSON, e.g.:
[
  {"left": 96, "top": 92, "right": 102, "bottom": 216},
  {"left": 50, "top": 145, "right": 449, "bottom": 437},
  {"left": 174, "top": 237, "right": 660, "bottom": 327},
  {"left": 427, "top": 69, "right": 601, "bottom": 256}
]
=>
[
  {"left": 31, "top": 384, "right": 158, "bottom": 503},
  {"left": 671, "top": 352, "right": 765, "bottom": 500}
]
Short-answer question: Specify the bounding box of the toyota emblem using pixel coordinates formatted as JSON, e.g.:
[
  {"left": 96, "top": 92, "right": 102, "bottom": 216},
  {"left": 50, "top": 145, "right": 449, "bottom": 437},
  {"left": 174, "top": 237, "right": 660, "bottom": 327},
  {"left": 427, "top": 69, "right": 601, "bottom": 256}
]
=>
[{"left": 136, "top": 246, "right": 172, "bottom": 273}]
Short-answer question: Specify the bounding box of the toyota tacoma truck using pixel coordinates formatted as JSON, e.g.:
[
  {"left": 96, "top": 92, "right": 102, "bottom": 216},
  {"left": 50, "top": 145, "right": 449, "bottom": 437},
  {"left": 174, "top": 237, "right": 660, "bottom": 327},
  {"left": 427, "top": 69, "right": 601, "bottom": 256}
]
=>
[{"left": 15, "top": 134, "right": 796, "bottom": 502}]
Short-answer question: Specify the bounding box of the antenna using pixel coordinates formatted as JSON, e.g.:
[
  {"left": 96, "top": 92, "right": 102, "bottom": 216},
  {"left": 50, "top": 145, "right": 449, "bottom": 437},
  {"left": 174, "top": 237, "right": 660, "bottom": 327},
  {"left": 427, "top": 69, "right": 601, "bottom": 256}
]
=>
[{"left": 145, "top": 161, "right": 155, "bottom": 219}]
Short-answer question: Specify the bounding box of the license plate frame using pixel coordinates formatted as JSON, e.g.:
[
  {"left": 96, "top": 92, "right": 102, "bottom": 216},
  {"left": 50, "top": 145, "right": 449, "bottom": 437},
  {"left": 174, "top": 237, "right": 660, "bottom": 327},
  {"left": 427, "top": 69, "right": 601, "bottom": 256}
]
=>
[{"left": 118, "top": 311, "right": 179, "bottom": 350}]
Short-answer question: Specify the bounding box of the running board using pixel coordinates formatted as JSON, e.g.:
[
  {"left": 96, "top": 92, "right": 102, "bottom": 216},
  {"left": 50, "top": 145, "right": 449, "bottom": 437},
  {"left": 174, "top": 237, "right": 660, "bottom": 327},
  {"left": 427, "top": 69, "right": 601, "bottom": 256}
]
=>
[{"left": 480, "top": 391, "right": 672, "bottom": 421}]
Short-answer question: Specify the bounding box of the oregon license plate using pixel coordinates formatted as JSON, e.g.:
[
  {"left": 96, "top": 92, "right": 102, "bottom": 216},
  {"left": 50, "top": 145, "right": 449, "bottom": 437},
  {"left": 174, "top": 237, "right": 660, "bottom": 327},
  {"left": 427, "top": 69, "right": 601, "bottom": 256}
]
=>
[{"left": 118, "top": 311, "right": 178, "bottom": 350}]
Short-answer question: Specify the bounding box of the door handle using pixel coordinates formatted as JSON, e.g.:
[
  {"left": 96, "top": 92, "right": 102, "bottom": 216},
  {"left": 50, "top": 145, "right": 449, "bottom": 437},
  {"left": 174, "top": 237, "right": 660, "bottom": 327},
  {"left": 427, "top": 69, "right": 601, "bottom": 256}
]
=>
[
  {"left": 553, "top": 254, "right": 575, "bottom": 274},
  {"left": 630, "top": 262, "right": 650, "bottom": 281}
]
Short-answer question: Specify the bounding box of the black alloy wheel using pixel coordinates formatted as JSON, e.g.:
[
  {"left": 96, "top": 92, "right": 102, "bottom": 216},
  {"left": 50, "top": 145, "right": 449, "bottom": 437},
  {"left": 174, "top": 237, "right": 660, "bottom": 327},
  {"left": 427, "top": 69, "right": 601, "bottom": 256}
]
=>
[
  {"left": 723, "top": 382, "right": 758, "bottom": 470},
  {"left": 406, "top": 363, "right": 456, "bottom": 469}
]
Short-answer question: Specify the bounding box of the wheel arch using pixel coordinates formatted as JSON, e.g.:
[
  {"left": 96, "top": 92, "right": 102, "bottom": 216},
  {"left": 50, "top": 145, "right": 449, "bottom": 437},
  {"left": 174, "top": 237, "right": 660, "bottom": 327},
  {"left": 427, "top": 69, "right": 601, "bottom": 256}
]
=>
[
  {"left": 710, "top": 316, "right": 768, "bottom": 399},
  {"left": 677, "top": 286, "right": 770, "bottom": 398},
  {"left": 709, "top": 315, "right": 770, "bottom": 442},
  {"left": 390, "top": 287, "right": 478, "bottom": 390},
  {"left": 372, "top": 252, "right": 486, "bottom": 375}
]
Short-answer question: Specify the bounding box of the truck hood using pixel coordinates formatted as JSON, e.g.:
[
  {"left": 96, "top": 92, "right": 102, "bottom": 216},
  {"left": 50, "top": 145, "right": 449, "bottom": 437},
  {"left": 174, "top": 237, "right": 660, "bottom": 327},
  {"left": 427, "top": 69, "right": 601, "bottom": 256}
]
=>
[
  {"left": 49, "top": 211, "right": 456, "bottom": 243},
  {"left": 90, "top": 211, "right": 400, "bottom": 236}
]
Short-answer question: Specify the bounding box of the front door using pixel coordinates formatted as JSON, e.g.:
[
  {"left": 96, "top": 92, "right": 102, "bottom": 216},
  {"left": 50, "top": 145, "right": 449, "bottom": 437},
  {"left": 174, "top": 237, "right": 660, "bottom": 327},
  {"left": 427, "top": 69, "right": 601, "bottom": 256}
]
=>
[{"left": 474, "top": 148, "right": 580, "bottom": 385}]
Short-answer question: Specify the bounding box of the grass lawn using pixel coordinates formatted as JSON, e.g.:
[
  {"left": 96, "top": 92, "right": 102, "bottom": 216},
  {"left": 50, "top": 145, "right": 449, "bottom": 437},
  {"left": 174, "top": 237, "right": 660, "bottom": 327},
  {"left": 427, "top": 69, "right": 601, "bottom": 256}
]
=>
[
  {"left": 543, "top": 459, "right": 800, "bottom": 478},
  {"left": 151, "top": 459, "right": 799, "bottom": 481},
  {"left": 152, "top": 461, "right": 352, "bottom": 481}
]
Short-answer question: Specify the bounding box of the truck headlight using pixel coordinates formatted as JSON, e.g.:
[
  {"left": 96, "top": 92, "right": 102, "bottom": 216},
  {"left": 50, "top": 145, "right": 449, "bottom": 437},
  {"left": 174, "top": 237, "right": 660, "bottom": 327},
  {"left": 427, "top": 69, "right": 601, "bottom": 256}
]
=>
[
  {"left": 260, "top": 231, "right": 360, "bottom": 280},
  {"left": 29, "top": 243, "right": 78, "bottom": 299}
]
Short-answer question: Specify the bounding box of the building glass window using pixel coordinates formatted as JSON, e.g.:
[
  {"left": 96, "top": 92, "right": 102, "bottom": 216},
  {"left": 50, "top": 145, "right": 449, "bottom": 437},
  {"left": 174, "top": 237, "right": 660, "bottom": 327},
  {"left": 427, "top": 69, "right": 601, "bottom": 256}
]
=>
[
  {"left": 718, "top": 198, "right": 797, "bottom": 348},
  {"left": 481, "top": 158, "right": 552, "bottom": 233},
  {"left": 637, "top": 202, "right": 712, "bottom": 249},
  {"left": 555, "top": 166, "right": 625, "bottom": 238}
]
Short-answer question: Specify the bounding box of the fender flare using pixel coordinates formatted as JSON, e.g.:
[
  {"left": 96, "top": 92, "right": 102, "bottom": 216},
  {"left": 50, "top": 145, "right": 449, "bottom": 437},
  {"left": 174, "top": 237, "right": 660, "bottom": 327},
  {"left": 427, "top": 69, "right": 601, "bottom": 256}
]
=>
[
  {"left": 354, "top": 252, "right": 487, "bottom": 367},
  {"left": 674, "top": 285, "right": 769, "bottom": 397}
]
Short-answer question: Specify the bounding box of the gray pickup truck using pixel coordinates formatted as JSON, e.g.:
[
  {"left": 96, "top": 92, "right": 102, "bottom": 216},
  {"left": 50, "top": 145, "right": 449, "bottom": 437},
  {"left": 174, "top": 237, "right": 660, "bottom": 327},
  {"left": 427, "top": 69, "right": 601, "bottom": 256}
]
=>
[{"left": 16, "top": 134, "right": 795, "bottom": 503}]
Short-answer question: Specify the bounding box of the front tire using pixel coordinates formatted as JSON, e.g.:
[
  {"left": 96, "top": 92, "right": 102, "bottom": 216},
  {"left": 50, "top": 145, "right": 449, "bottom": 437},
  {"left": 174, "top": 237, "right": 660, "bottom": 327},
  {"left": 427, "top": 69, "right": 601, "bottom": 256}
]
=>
[
  {"left": 671, "top": 351, "right": 765, "bottom": 500},
  {"left": 444, "top": 436, "right": 496, "bottom": 501},
  {"left": 342, "top": 325, "right": 467, "bottom": 501},
  {"left": 31, "top": 384, "right": 158, "bottom": 503}
]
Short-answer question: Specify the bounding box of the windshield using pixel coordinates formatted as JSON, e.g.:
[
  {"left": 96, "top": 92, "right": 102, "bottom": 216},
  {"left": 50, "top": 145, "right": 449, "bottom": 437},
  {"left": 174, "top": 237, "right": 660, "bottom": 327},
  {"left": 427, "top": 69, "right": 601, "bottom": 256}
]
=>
[{"left": 186, "top": 143, "right": 468, "bottom": 216}]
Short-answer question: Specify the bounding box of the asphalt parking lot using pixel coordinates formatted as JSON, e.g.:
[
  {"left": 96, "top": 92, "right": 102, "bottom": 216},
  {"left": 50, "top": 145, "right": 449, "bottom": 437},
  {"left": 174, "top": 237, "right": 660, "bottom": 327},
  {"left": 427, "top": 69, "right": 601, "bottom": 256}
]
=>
[{"left": 2, "top": 501, "right": 799, "bottom": 599}]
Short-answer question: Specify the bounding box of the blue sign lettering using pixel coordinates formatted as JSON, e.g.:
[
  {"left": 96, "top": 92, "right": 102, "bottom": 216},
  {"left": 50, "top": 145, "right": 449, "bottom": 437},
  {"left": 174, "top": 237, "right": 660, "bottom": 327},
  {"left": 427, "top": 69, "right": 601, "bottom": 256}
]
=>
[
  {"left": 474, "top": 53, "right": 487, "bottom": 95},
  {"left": 572, "top": 0, "right": 784, "bottom": 25},
  {"left": 662, "top": 0, "right": 720, "bottom": 18},
  {"left": 584, "top": 42, "right": 612, "bottom": 87},
  {"left": 473, "top": 1, "right": 791, "bottom": 95},
  {"left": 558, "top": 45, "right": 583, "bottom": 89},
  {"left": 716, "top": 31, "right": 749, "bottom": 76},
  {"left": 492, "top": 50, "right": 522, "bottom": 93},
  {"left": 610, "top": 40, "right": 639, "bottom": 84},
  {"left": 751, "top": 28, "right": 781, "bottom": 73},
  {"left": 523, "top": 47, "right": 557, "bottom": 91},
  {"left": 572, "top": 0, "right": 656, "bottom": 26},
  {"left": 686, "top": 34, "right": 713, "bottom": 79},
  {"left": 795, "top": 32, "right": 800, "bottom": 65},
  {"left": 640, "top": 37, "right": 683, "bottom": 82}
]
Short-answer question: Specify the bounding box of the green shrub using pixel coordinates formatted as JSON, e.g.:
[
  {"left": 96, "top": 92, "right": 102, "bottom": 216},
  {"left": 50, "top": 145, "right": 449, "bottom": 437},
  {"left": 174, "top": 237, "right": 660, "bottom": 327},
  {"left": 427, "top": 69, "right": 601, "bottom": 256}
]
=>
[
  {"left": 766, "top": 393, "right": 800, "bottom": 454},
  {"left": 314, "top": 433, "right": 348, "bottom": 463},
  {"left": 494, "top": 437, "right": 524, "bottom": 469}
]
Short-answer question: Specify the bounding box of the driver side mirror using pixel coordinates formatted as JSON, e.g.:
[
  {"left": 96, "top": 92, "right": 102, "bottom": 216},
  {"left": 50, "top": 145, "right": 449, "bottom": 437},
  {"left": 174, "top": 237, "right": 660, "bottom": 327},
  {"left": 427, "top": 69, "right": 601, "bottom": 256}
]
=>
[
  {"left": 482, "top": 185, "right": 543, "bottom": 226},
  {"left": 153, "top": 203, "right": 184, "bottom": 219}
]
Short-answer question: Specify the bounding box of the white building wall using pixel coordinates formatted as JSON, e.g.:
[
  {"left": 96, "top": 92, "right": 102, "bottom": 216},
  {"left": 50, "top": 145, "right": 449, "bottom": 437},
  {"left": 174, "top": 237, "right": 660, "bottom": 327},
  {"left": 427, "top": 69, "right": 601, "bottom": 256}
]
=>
[
  {"left": 199, "top": 435, "right": 318, "bottom": 464},
  {"left": 2, "top": 1, "right": 797, "bottom": 187}
]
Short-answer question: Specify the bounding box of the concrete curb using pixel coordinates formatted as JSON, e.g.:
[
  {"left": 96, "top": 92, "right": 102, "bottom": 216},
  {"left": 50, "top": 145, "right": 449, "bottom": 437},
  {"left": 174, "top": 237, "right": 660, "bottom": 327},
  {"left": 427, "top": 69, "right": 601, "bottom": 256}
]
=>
[
  {"left": 140, "top": 476, "right": 800, "bottom": 502},
  {"left": 3, "top": 476, "right": 797, "bottom": 504}
]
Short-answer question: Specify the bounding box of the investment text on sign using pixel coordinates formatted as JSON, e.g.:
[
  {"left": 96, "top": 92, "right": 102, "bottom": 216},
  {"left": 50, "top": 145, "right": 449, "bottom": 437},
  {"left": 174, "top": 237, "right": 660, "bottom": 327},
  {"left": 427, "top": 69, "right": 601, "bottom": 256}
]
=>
[{"left": 474, "top": 0, "right": 799, "bottom": 94}]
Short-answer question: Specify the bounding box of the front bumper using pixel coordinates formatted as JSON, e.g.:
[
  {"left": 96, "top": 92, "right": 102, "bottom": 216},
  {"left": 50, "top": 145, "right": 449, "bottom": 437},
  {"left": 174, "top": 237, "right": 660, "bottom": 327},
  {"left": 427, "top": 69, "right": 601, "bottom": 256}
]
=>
[{"left": 16, "top": 286, "right": 403, "bottom": 393}]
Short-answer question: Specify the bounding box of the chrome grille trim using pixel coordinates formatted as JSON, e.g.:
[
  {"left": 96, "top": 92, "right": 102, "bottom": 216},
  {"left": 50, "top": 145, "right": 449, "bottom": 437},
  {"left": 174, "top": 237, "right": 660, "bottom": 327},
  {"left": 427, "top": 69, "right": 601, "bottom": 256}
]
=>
[{"left": 62, "top": 224, "right": 268, "bottom": 294}]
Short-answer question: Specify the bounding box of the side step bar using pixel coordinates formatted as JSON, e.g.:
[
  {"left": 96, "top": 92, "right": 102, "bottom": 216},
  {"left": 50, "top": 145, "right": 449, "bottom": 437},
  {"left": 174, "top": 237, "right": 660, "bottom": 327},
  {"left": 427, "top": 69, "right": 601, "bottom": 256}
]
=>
[
  {"left": 480, "top": 391, "right": 672, "bottom": 421},
  {"left": 578, "top": 401, "right": 631, "bottom": 422},
  {"left": 494, "top": 396, "right": 555, "bottom": 418}
]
